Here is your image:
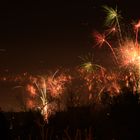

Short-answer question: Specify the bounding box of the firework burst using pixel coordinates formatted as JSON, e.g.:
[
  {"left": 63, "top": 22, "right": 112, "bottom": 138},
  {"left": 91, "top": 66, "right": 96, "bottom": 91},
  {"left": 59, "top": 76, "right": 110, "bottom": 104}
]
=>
[
  {"left": 119, "top": 40, "right": 140, "bottom": 67},
  {"left": 103, "top": 5, "right": 122, "bottom": 41},
  {"left": 117, "top": 40, "right": 140, "bottom": 93},
  {"left": 46, "top": 72, "right": 71, "bottom": 98},
  {"left": 79, "top": 53, "right": 95, "bottom": 73},
  {"left": 26, "top": 70, "right": 72, "bottom": 120},
  {"left": 94, "top": 31, "right": 119, "bottom": 65}
]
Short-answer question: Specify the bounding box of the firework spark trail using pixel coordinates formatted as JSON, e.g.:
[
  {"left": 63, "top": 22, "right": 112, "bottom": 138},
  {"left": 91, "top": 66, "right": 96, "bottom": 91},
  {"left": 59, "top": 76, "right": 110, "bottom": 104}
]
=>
[
  {"left": 103, "top": 5, "right": 122, "bottom": 44},
  {"left": 134, "top": 20, "right": 140, "bottom": 48},
  {"left": 46, "top": 73, "right": 71, "bottom": 98},
  {"left": 105, "top": 27, "right": 116, "bottom": 38},
  {"left": 79, "top": 53, "right": 106, "bottom": 74},
  {"left": 33, "top": 77, "right": 48, "bottom": 106},
  {"left": 118, "top": 40, "right": 140, "bottom": 93},
  {"left": 94, "top": 32, "right": 119, "bottom": 65},
  {"left": 78, "top": 66, "right": 106, "bottom": 103},
  {"left": 29, "top": 72, "right": 71, "bottom": 119},
  {"left": 119, "top": 40, "right": 140, "bottom": 67},
  {"left": 105, "top": 40, "right": 119, "bottom": 65},
  {"left": 26, "top": 75, "right": 50, "bottom": 119},
  {"left": 52, "top": 69, "right": 59, "bottom": 80},
  {"left": 79, "top": 53, "right": 95, "bottom": 73},
  {"left": 26, "top": 85, "right": 36, "bottom": 97}
]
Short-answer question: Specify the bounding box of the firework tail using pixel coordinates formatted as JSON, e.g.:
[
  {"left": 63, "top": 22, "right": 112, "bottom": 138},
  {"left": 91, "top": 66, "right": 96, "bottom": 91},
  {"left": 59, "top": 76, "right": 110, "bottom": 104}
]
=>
[
  {"left": 116, "top": 15, "right": 123, "bottom": 44},
  {"left": 105, "top": 40, "right": 119, "bottom": 65},
  {"left": 134, "top": 20, "right": 140, "bottom": 48},
  {"left": 103, "top": 5, "right": 123, "bottom": 46},
  {"left": 135, "top": 28, "right": 139, "bottom": 48},
  {"left": 34, "top": 81, "right": 47, "bottom": 106},
  {"left": 94, "top": 64, "right": 106, "bottom": 72},
  {"left": 52, "top": 69, "right": 59, "bottom": 80},
  {"left": 105, "top": 27, "right": 116, "bottom": 38},
  {"left": 97, "top": 86, "right": 105, "bottom": 102}
]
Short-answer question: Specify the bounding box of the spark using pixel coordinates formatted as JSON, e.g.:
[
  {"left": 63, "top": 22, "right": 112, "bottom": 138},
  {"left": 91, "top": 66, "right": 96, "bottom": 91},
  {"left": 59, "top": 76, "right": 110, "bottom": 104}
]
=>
[
  {"left": 118, "top": 40, "right": 140, "bottom": 92},
  {"left": 119, "top": 40, "right": 140, "bottom": 67},
  {"left": 46, "top": 73, "right": 71, "bottom": 97},
  {"left": 94, "top": 32, "right": 119, "bottom": 65},
  {"left": 134, "top": 20, "right": 140, "bottom": 48},
  {"left": 26, "top": 84, "right": 36, "bottom": 97},
  {"left": 26, "top": 71, "right": 71, "bottom": 121},
  {"left": 79, "top": 53, "right": 106, "bottom": 73},
  {"left": 34, "top": 76, "right": 48, "bottom": 106},
  {"left": 79, "top": 53, "right": 94, "bottom": 73},
  {"left": 94, "top": 32, "right": 106, "bottom": 48},
  {"left": 103, "top": 5, "right": 122, "bottom": 43},
  {"left": 105, "top": 26, "right": 117, "bottom": 37},
  {"left": 26, "top": 99, "right": 35, "bottom": 109}
]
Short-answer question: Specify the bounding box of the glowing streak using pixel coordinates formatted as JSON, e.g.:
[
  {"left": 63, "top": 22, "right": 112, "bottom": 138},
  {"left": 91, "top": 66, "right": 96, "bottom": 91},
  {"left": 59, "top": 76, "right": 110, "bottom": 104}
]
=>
[
  {"left": 94, "top": 64, "right": 106, "bottom": 72},
  {"left": 134, "top": 20, "right": 140, "bottom": 48},
  {"left": 52, "top": 69, "right": 59, "bottom": 80},
  {"left": 103, "top": 5, "right": 122, "bottom": 43},
  {"left": 97, "top": 86, "right": 105, "bottom": 101},
  {"left": 94, "top": 32, "right": 118, "bottom": 65},
  {"left": 105, "top": 40, "right": 119, "bottom": 64},
  {"left": 105, "top": 27, "right": 116, "bottom": 37},
  {"left": 34, "top": 78, "right": 47, "bottom": 106},
  {"left": 26, "top": 85, "right": 36, "bottom": 96}
]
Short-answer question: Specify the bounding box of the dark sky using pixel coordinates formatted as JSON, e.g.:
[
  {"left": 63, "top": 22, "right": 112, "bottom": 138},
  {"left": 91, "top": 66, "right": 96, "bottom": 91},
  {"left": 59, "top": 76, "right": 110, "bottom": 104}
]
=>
[{"left": 0, "top": 0, "right": 139, "bottom": 73}]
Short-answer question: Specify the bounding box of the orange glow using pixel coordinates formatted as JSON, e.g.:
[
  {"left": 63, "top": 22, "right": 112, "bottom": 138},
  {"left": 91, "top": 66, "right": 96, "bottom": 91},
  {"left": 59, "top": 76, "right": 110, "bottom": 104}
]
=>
[
  {"left": 26, "top": 100, "right": 35, "bottom": 109},
  {"left": 135, "top": 20, "right": 140, "bottom": 29},
  {"left": 26, "top": 84, "right": 36, "bottom": 96},
  {"left": 119, "top": 40, "right": 140, "bottom": 66}
]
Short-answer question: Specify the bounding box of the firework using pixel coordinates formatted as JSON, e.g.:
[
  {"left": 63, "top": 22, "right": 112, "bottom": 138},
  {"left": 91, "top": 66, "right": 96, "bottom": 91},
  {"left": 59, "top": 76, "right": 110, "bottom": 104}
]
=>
[
  {"left": 103, "top": 5, "right": 122, "bottom": 41},
  {"left": 118, "top": 40, "right": 140, "bottom": 93},
  {"left": 105, "top": 26, "right": 117, "bottom": 38},
  {"left": 94, "top": 31, "right": 118, "bottom": 65},
  {"left": 105, "top": 72, "right": 120, "bottom": 96},
  {"left": 26, "top": 84, "right": 36, "bottom": 97},
  {"left": 26, "top": 99, "right": 35, "bottom": 109},
  {"left": 46, "top": 73, "right": 71, "bottom": 97},
  {"left": 79, "top": 53, "right": 95, "bottom": 73},
  {"left": 26, "top": 70, "right": 72, "bottom": 120},
  {"left": 119, "top": 40, "right": 140, "bottom": 67},
  {"left": 134, "top": 20, "right": 140, "bottom": 48}
]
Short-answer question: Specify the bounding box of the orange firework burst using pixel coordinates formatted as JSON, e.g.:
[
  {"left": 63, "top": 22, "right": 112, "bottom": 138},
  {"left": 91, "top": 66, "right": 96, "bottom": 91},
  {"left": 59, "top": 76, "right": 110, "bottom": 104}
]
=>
[
  {"left": 104, "top": 72, "right": 121, "bottom": 96},
  {"left": 118, "top": 40, "right": 140, "bottom": 93},
  {"left": 119, "top": 40, "right": 140, "bottom": 67},
  {"left": 134, "top": 20, "right": 140, "bottom": 29},
  {"left": 26, "top": 71, "right": 72, "bottom": 121},
  {"left": 46, "top": 73, "right": 71, "bottom": 97},
  {"left": 94, "top": 31, "right": 118, "bottom": 64},
  {"left": 94, "top": 32, "right": 106, "bottom": 48},
  {"left": 26, "top": 84, "right": 36, "bottom": 97}
]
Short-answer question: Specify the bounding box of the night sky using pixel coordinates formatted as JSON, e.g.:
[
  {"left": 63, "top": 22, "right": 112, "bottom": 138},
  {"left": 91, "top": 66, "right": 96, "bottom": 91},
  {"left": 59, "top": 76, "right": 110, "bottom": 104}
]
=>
[{"left": 0, "top": 0, "right": 139, "bottom": 73}]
